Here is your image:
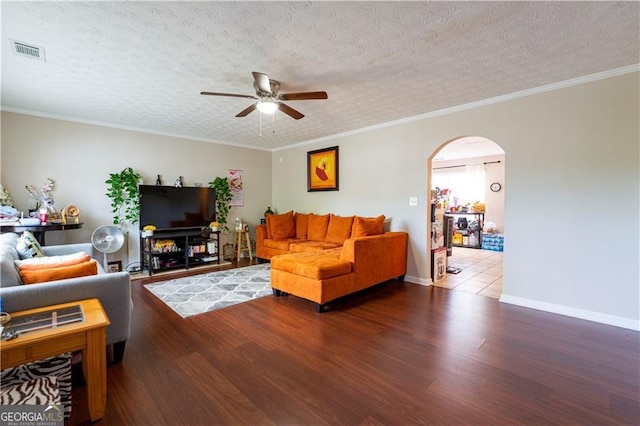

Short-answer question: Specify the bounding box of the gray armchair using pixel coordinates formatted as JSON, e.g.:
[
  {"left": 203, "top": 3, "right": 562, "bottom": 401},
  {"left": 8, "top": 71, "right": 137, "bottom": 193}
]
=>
[{"left": 0, "top": 233, "right": 132, "bottom": 363}]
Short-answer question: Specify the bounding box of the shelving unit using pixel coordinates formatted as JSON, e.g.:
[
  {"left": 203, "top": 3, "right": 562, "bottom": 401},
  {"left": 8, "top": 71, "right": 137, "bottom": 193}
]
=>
[
  {"left": 447, "top": 212, "right": 484, "bottom": 249},
  {"left": 140, "top": 229, "right": 220, "bottom": 276}
]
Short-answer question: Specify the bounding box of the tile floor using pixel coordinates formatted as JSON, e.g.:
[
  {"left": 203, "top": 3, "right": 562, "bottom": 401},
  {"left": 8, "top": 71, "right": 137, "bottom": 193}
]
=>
[{"left": 433, "top": 247, "right": 503, "bottom": 298}]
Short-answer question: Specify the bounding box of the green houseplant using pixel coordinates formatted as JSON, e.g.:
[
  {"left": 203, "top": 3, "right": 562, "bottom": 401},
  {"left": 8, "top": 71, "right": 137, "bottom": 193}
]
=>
[
  {"left": 208, "top": 176, "right": 232, "bottom": 232},
  {"left": 208, "top": 176, "right": 233, "bottom": 260},
  {"left": 106, "top": 167, "right": 141, "bottom": 227}
]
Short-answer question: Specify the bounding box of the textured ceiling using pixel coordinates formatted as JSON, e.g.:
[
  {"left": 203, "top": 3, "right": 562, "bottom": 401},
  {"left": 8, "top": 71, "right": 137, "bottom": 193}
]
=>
[{"left": 1, "top": 1, "right": 638, "bottom": 151}]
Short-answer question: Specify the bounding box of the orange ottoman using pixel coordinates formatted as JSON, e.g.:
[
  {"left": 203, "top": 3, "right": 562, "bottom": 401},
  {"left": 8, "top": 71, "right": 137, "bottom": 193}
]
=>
[{"left": 270, "top": 252, "right": 355, "bottom": 312}]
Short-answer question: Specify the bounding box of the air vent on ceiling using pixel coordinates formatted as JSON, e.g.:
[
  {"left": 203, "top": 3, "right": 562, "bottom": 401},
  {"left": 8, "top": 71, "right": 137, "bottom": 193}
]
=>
[{"left": 10, "top": 40, "right": 46, "bottom": 62}]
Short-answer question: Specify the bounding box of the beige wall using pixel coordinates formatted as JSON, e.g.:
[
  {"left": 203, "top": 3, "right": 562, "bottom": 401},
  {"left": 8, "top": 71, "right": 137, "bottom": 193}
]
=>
[
  {"left": 272, "top": 72, "right": 639, "bottom": 329},
  {"left": 0, "top": 113, "right": 272, "bottom": 268},
  {"left": 1, "top": 72, "right": 638, "bottom": 329}
]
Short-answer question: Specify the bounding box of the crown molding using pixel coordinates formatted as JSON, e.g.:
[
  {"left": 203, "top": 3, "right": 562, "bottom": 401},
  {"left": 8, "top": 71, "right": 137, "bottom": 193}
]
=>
[
  {"left": 2, "top": 64, "right": 637, "bottom": 153},
  {"left": 0, "top": 106, "right": 273, "bottom": 152},
  {"left": 276, "top": 64, "right": 640, "bottom": 152}
]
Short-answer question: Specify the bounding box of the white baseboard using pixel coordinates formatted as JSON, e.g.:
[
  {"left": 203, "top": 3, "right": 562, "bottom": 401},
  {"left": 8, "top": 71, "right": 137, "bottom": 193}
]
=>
[
  {"left": 404, "top": 275, "right": 431, "bottom": 286},
  {"left": 499, "top": 294, "right": 640, "bottom": 331}
]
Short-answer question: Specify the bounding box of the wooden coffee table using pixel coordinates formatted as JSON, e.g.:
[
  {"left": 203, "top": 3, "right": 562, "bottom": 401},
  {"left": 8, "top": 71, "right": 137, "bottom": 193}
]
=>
[{"left": 0, "top": 299, "right": 110, "bottom": 421}]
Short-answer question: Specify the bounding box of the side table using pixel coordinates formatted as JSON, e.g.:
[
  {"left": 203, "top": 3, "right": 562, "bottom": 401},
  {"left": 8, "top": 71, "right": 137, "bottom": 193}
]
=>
[
  {"left": 233, "top": 230, "right": 253, "bottom": 261},
  {"left": 0, "top": 299, "right": 110, "bottom": 421}
]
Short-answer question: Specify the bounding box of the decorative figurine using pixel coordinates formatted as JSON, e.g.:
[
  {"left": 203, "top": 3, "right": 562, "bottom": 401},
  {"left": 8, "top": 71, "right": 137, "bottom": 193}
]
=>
[{"left": 61, "top": 205, "right": 80, "bottom": 224}]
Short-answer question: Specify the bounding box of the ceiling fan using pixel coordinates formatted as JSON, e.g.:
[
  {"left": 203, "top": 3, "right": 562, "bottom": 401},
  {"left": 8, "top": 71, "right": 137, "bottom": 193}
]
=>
[{"left": 201, "top": 72, "right": 328, "bottom": 120}]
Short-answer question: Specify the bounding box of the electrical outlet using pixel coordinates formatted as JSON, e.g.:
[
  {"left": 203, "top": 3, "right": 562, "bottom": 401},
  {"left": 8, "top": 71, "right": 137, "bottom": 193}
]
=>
[{"left": 409, "top": 196, "right": 418, "bottom": 206}]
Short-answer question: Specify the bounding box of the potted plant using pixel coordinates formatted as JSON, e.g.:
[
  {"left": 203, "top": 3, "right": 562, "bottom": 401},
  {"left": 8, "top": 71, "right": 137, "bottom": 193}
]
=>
[
  {"left": 105, "top": 167, "right": 141, "bottom": 228},
  {"left": 208, "top": 177, "right": 232, "bottom": 233},
  {"left": 208, "top": 176, "right": 233, "bottom": 260},
  {"left": 142, "top": 224, "right": 156, "bottom": 237}
]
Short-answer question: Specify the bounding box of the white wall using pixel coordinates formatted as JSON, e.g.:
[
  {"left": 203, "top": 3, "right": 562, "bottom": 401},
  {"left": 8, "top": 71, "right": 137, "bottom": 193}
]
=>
[
  {"left": 272, "top": 72, "right": 639, "bottom": 330},
  {"left": 1, "top": 113, "right": 272, "bottom": 268},
  {"left": 482, "top": 156, "right": 505, "bottom": 232}
]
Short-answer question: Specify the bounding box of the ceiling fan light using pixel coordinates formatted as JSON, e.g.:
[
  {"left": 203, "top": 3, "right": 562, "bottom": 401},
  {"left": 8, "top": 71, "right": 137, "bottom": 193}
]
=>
[{"left": 256, "top": 100, "right": 278, "bottom": 114}]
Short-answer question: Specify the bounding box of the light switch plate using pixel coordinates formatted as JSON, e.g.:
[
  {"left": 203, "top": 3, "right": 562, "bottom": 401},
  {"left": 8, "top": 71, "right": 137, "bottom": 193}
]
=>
[{"left": 409, "top": 196, "right": 418, "bottom": 206}]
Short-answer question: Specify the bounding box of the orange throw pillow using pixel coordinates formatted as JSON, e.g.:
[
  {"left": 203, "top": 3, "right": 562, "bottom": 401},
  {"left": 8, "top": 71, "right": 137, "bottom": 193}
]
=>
[
  {"left": 325, "top": 215, "right": 355, "bottom": 244},
  {"left": 20, "top": 260, "right": 98, "bottom": 285},
  {"left": 352, "top": 215, "right": 385, "bottom": 237},
  {"left": 268, "top": 210, "right": 296, "bottom": 240},
  {"left": 15, "top": 252, "right": 91, "bottom": 271},
  {"left": 265, "top": 213, "right": 274, "bottom": 239},
  {"left": 307, "top": 213, "right": 330, "bottom": 241},
  {"left": 295, "top": 213, "right": 311, "bottom": 239}
]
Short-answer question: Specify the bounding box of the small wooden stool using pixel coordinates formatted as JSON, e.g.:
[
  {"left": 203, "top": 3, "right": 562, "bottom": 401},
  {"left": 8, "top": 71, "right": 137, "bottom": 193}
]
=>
[{"left": 233, "top": 230, "right": 253, "bottom": 261}]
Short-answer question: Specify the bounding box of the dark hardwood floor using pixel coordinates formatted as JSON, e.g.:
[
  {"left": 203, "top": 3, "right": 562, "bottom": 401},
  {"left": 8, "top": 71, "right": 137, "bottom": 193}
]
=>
[{"left": 69, "top": 260, "right": 640, "bottom": 425}]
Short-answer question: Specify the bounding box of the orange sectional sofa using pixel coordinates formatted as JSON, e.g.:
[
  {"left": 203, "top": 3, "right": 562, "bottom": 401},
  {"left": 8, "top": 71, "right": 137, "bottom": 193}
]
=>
[{"left": 256, "top": 211, "right": 408, "bottom": 312}]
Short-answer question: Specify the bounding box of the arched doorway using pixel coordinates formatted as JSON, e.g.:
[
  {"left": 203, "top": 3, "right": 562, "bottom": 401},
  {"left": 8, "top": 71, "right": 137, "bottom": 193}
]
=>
[{"left": 427, "top": 136, "right": 505, "bottom": 298}]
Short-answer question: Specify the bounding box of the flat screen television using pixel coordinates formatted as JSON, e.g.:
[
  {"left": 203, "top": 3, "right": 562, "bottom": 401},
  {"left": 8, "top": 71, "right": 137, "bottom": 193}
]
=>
[{"left": 138, "top": 185, "right": 216, "bottom": 231}]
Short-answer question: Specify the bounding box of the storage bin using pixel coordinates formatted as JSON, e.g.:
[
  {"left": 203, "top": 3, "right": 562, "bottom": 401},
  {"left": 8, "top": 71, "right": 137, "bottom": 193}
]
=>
[
  {"left": 482, "top": 233, "right": 504, "bottom": 251},
  {"left": 468, "top": 233, "right": 477, "bottom": 246}
]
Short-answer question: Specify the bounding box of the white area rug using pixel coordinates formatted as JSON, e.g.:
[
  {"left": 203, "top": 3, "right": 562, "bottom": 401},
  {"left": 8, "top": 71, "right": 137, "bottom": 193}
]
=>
[{"left": 143, "top": 264, "right": 272, "bottom": 318}]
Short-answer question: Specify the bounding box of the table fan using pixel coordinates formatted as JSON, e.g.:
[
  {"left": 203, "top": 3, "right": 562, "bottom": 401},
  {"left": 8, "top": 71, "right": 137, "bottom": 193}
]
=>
[{"left": 91, "top": 225, "right": 125, "bottom": 270}]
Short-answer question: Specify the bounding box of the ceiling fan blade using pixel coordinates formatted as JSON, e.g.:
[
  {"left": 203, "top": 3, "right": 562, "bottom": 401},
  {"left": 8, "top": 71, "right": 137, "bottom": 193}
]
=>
[
  {"left": 278, "top": 103, "right": 304, "bottom": 120},
  {"left": 200, "top": 91, "right": 257, "bottom": 99},
  {"left": 252, "top": 72, "right": 272, "bottom": 94},
  {"left": 280, "top": 91, "right": 328, "bottom": 101},
  {"left": 235, "top": 103, "right": 257, "bottom": 117}
]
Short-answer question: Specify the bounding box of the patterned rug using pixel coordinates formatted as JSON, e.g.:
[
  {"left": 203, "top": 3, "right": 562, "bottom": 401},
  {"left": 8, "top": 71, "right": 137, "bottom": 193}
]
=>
[{"left": 143, "top": 264, "right": 272, "bottom": 318}]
